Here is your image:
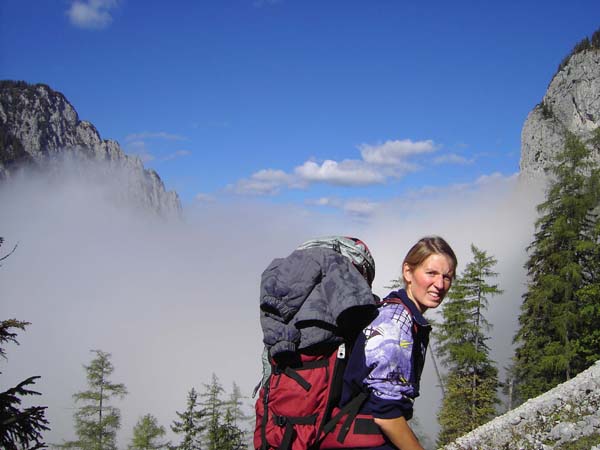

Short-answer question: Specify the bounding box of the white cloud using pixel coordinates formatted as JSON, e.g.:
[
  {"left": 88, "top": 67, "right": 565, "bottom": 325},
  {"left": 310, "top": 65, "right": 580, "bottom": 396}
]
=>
[
  {"left": 398, "top": 172, "right": 518, "bottom": 199},
  {"left": 228, "top": 169, "right": 295, "bottom": 195},
  {"left": 359, "top": 139, "right": 437, "bottom": 165},
  {"left": 342, "top": 199, "right": 379, "bottom": 216},
  {"left": 294, "top": 160, "right": 385, "bottom": 186},
  {"left": 125, "top": 140, "right": 155, "bottom": 163},
  {"left": 137, "top": 153, "right": 155, "bottom": 163},
  {"left": 67, "top": 0, "right": 119, "bottom": 30},
  {"left": 124, "top": 140, "right": 190, "bottom": 163},
  {"left": 195, "top": 193, "right": 216, "bottom": 203},
  {"left": 306, "top": 197, "right": 340, "bottom": 207},
  {"left": 474, "top": 171, "right": 518, "bottom": 185},
  {"left": 124, "top": 132, "right": 187, "bottom": 142},
  {"left": 306, "top": 196, "right": 379, "bottom": 218},
  {"left": 229, "top": 137, "right": 444, "bottom": 196},
  {"left": 433, "top": 153, "right": 474, "bottom": 165},
  {"left": 162, "top": 150, "right": 191, "bottom": 161}
]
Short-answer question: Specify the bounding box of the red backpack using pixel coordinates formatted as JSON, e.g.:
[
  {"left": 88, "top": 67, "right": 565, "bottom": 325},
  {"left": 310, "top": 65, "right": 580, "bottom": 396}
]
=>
[
  {"left": 253, "top": 294, "right": 422, "bottom": 450},
  {"left": 254, "top": 237, "right": 391, "bottom": 450},
  {"left": 253, "top": 341, "right": 386, "bottom": 450}
]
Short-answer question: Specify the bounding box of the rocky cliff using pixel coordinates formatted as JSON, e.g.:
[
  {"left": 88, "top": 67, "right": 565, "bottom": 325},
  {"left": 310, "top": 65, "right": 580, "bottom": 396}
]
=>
[
  {"left": 444, "top": 32, "right": 600, "bottom": 450},
  {"left": 444, "top": 361, "right": 600, "bottom": 450},
  {"left": 520, "top": 45, "right": 600, "bottom": 176},
  {"left": 0, "top": 80, "right": 181, "bottom": 217}
]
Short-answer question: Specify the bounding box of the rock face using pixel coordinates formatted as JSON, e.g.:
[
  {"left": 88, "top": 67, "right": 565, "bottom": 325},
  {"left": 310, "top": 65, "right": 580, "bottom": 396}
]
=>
[
  {"left": 0, "top": 80, "right": 181, "bottom": 217},
  {"left": 443, "top": 361, "right": 600, "bottom": 450},
  {"left": 448, "top": 39, "right": 600, "bottom": 450},
  {"left": 520, "top": 49, "right": 600, "bottom": 177}
]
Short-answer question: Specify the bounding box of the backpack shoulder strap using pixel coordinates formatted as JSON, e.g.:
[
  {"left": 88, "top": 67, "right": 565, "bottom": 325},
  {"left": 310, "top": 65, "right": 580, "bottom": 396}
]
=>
[{"left": 377, "top": 295, "right": 419, "bottom": 335}]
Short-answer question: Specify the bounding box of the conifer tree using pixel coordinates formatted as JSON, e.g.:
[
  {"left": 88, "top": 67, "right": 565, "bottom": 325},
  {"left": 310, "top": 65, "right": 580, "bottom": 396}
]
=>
[
  {"left": 0, "top": 319, "right": 49, "bottom": 450},
  {"left": 513, "top": 132, "right": 600, "bottom": 403},
  {"left": 0, "top": 239, "right": 49, "bottom": 449},
  {"left": 170, "top": 388, "right": 205, "bottom": 450},
  {"left": 129, "top": 414, "right": 167, "bottom": 450},
  {"left": 220, "top": 383, "right": 250, "bottom": 450},
  {"left": 199, "top": 374, "right": 224, "bottom": 450},
  {"left": 214, "top": 408, "right": 246, "bottom": 450},
  {"left": 435, "top": 245, "right": 502, "bottom": 446},
  {"left": 62, "top": 350, "right": 127, "bottom": 450},
  {"left": 224, "top": 383, "right": 247, "bottom": 430}
]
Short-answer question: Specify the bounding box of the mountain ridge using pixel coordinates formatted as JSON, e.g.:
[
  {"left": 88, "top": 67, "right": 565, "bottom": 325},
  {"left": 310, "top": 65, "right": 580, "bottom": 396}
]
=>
[{"left": 0, "top": 80, "right": 181, "bottom": 217}]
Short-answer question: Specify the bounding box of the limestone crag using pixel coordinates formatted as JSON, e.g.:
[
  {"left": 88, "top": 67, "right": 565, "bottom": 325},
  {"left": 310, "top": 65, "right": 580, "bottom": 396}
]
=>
[
  {"left": 520, "top": 50, "right": 600, "bottom": 176},
  {"left": 444, "top": 361, "right": 600, "bottom": 450},
  {"left": 446, "top": 37, "right": 600, "bottom": 450},
  {"left": 0, "top": 80, "right": 181, "bottom": 217}
]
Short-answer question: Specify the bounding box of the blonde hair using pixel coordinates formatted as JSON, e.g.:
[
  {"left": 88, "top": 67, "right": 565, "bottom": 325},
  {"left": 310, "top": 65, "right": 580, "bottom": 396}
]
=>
[{"left": 402, "top": 236, "right": 457, "bottom": 285}]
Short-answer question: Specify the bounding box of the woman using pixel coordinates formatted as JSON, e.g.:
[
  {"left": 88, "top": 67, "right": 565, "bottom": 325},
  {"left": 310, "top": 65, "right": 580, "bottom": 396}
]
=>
[{"left": 341, "top": 236, "right": 457, "bottom": 450}]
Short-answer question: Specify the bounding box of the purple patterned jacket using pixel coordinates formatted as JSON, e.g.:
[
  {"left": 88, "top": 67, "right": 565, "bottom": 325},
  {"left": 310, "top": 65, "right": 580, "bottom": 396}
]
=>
[{"left": 341, "top": 289, "right": 431, "bottom": 420}]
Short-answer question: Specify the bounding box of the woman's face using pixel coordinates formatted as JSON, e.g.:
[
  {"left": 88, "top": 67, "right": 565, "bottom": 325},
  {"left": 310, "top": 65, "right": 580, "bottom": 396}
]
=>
[{"left": 403, "top": 253, "right": 454, "bottom": 312}]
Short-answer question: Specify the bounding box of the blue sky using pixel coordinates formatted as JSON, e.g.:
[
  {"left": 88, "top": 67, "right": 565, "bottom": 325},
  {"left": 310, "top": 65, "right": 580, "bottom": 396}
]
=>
[{"left": 2, "top": 0, "right": 599, "bottom": 216}]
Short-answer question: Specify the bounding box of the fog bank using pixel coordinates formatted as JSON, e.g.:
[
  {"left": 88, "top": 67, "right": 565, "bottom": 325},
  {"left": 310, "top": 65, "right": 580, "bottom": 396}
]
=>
[{"left": 0, "top": 165, "right": 544, "bottom": 446}]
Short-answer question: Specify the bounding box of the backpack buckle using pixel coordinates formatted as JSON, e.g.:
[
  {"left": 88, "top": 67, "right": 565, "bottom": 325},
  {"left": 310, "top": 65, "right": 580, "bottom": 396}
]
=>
[
  {"left": 274, "top": 415, "right": 287, "bottom": 427},
  {"left": 337, "top": 343, "right": 346, "bottom": 359}
]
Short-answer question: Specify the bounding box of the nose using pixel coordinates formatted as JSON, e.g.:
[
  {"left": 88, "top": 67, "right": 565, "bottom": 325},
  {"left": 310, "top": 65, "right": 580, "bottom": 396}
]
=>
[{"left": 433, "top": 275, "right": 445, "bottom": 290}]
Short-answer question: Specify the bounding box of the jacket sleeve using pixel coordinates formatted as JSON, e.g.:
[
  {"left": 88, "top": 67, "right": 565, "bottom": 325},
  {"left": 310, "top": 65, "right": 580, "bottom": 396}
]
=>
[
  {"left": 294, "top": 248, "right": 378, "bottom": 335},
  {"left": 259, "top": 250, "right": 323, "bottom": 358},
  {"left": 362, "top": 304, "right": 417, "bottom": 419},
  {"left": 260, "top": 253, "right": 323, "bottom": 323},
  {"left": 259, "top": 247, "right": 378, "bottom": 357},
  {"left": 260, "top": 313, "right": 301, "bottom": 357}
]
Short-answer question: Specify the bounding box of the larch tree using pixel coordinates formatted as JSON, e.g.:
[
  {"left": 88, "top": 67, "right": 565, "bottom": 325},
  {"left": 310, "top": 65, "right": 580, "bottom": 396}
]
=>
[
  {"left": 513, "top": 132, "right": 600, "bottom": 403},
  {"left": 224, "top": 383, "right": 246, "bottom": 431},
  {"left": 214, "top": 408, "right": 246, "bottom": 450},
  {"left": 128, "top": 414, "right": 167, "bottom": 450},
  {"left": 170, "top": 388, "right": 205, "bottom": 450},
  {"left": 435, "top": 244, "right": 502, "bottom": 446},
  {"left": 218, "top": 383, "right": 249, "bottom": 450},
  {"left": 199, "top": 374, "right": 224, "bottom": 450},
  {"left": 62, "top": 350, "right": 127, "bottom": 450}
]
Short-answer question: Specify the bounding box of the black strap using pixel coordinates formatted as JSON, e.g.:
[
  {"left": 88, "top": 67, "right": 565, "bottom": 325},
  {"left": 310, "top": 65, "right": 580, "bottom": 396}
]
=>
[
  {"left": 353, "top": 417, "right": 381, "bottom": 435},
  {"left": 275, "top": 359, "right": 330, "bottom": 392},
  {"left": 321, "top": 391, "right": 368, "bottom": 443},
  {"left": 260, "top": 382, "right": 271, "bottom": 450},
  {"left": 317, "top": 344, "right": 348, "bottom": 438},
  {"left": 295, "top": 359, "right": 331, "bottom": 370},
  {"left": 283, "top": 367, "right": 312, "bottom": 391},
  {"left": 273, "top": 413, "right": 318, "bottom": 450}
]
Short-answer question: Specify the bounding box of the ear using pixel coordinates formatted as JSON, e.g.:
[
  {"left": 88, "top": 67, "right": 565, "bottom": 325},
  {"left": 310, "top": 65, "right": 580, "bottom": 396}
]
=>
[{"left": 402, "top": 262, "right": 412, "bottom": 284}]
